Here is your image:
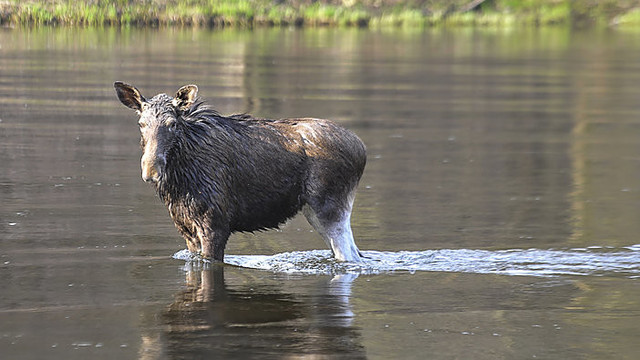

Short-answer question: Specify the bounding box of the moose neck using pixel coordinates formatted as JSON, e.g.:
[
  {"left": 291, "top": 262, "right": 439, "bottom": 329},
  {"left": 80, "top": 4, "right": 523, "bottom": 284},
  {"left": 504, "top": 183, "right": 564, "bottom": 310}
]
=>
[{"left": 155, "top": 117, "right": 231, "bottom": 209}]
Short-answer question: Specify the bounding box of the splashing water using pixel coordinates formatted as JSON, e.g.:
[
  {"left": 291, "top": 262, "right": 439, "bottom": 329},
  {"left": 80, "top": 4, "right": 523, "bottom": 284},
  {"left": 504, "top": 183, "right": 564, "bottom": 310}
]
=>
[{"left": 173, "top": 245, "right": 640, "bottom": 278}]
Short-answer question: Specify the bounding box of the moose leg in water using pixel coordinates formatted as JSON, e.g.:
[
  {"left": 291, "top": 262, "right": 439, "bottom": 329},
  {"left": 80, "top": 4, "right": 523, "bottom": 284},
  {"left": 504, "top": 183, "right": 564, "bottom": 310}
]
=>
[
  {"left": 303, "top": 188, "right": 361, "bottom": 262},
  {"left": 114, "top": 82, "right": 366, "bottom": 262},
  {"left": 196, "top": 221, "right": 230, "bottom": 261}
]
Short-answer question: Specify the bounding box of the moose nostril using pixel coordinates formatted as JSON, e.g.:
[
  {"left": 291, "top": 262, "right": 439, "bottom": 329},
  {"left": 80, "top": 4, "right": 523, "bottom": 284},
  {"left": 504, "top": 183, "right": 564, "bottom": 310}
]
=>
[{"left": 141, "top": 167, "right": 156, "bottom": 183}]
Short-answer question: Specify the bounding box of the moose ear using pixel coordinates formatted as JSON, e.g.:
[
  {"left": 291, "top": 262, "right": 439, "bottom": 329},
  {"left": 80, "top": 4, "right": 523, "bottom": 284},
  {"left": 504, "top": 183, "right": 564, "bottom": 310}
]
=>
[
  {"left": 114, "top": 82, "right": 146, "bottom": 112},
  {"left": 173, "top": 84, "right": 198, "bottom": 111}
]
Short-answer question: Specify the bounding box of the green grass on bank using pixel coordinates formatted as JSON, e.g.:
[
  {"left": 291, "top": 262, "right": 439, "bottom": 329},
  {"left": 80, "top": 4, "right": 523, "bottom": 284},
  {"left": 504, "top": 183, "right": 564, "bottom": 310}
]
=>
[{"left": 2, "top": 0, "right": 640, "bottom": 28}]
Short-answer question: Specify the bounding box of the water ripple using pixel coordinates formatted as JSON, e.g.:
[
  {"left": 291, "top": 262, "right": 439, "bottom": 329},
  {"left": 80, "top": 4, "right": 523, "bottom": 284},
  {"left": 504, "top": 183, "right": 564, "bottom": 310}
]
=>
[{"left": 174, "top": 245, "right": 640, "bottom": 278}]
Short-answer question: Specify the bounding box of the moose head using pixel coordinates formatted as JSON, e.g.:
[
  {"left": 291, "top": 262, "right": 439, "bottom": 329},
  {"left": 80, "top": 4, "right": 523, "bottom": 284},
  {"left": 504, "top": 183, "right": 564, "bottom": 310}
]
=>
[{"left": 114, "top": 82, "right": 198, "bottom": 183}]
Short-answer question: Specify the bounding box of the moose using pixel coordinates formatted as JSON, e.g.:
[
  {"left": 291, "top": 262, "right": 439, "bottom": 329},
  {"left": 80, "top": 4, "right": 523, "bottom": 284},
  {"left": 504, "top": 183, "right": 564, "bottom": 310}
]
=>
[{"left": 114, "top": 82, "right": 366, "bottom": 263}]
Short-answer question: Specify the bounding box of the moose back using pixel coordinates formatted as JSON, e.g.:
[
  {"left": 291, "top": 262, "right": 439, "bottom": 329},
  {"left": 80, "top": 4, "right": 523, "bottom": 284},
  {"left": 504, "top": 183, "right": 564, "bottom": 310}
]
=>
[{"left": 114, "top": 82, "right": 366, "bottom": 262}]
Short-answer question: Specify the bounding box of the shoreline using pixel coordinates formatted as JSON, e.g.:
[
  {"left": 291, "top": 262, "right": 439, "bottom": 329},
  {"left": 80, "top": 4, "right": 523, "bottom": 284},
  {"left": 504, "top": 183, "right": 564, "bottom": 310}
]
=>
[{"left": 2, "top": 1, "right": 640, "bottom": 28}]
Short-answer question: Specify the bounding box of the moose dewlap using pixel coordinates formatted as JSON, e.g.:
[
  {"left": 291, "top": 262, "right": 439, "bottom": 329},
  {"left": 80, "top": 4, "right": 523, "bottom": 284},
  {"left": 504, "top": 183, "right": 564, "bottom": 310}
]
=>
[{"left": 114, "top": 82, "right": 366, "bottom": 262}]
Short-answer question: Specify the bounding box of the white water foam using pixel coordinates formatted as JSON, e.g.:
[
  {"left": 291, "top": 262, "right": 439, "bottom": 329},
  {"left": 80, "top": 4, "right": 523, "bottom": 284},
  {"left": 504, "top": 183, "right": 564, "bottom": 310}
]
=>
[{"left": 173, "top": 245, "right": 640, "bottom": 278}]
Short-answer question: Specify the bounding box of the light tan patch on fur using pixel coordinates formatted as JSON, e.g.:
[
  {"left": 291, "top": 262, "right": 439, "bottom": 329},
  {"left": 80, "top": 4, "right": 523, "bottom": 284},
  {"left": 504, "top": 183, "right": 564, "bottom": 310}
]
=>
[
  {"left": 267, "top": 118, "right": 344, "bottom": 159},
  {"left": 288, "top": 118, "right": 331, "bottom": 157}
]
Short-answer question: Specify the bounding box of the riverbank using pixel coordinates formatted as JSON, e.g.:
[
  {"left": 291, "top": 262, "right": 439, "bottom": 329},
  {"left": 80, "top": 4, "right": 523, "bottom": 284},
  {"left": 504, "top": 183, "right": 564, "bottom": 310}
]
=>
[{"left": 2, "top": 0, "right": 640, "bottom": 28}]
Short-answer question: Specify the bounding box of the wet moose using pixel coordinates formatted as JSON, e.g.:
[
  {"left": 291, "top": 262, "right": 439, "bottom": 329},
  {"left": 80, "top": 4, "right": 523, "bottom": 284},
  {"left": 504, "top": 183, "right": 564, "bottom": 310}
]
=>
[{"left": 114, "top": 82, "right": 366, "bottom": 262}]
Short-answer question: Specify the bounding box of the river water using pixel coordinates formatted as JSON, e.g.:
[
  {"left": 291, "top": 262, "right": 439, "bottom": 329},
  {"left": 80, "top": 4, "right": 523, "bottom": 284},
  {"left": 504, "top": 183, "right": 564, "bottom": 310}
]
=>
[{"left": 1, "top": 26, "right": 640, "bottom": 359}]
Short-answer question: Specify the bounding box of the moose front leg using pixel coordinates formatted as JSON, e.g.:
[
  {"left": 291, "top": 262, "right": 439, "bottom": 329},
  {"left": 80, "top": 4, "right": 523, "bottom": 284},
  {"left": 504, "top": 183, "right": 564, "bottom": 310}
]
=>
[
  {"left": 197, "top": 224, "right": 230, "bottom": 262},
  {"left": 172, "top": 218, "right": 201, "bottom": 254},
  {"left": 185, "top": 237, "right": 200, "bottom": 254}
]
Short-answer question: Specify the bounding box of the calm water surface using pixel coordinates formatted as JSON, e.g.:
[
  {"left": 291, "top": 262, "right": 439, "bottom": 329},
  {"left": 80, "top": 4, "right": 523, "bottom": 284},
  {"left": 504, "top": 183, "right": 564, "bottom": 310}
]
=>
[{"left": 1, "top": 26, "right": 640, "bottom": 359}]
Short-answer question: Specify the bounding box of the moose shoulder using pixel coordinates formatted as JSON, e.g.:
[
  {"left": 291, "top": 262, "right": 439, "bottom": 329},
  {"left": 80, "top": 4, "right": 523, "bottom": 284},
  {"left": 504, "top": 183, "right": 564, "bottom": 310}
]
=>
[{"left": 114, "top": 82, "right": 366, "bottom": 262}]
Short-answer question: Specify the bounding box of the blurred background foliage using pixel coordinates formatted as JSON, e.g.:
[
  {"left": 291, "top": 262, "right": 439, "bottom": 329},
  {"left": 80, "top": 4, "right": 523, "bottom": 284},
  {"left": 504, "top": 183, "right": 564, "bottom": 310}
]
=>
[{"left": 2, "top": 0, "right": 640, "bottom": 27}]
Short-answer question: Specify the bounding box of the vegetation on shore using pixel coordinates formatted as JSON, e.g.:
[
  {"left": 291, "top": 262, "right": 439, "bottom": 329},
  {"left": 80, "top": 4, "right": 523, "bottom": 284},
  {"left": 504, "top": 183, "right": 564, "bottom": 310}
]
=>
[{"left": 2, "top": 0, "right": 640, "bottom": 28}]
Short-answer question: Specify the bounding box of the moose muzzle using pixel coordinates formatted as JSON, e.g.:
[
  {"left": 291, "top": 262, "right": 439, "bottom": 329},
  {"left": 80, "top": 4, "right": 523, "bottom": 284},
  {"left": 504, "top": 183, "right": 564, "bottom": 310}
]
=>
[{"left": 141, "top": 153, "right": 166, "bottom": 183}]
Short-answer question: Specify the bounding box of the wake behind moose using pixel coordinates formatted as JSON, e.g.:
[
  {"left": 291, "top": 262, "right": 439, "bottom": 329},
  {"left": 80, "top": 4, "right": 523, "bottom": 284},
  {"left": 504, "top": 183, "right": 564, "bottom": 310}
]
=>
[{"left": 114, "top": 82, "right": 366, "bottom": 262}]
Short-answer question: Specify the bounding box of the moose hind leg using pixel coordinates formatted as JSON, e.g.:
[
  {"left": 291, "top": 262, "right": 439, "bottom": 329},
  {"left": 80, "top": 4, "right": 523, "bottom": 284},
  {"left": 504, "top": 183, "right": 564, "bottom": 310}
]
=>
[{"left": 303, "top": 193, "right": 362, "bottom": 262}]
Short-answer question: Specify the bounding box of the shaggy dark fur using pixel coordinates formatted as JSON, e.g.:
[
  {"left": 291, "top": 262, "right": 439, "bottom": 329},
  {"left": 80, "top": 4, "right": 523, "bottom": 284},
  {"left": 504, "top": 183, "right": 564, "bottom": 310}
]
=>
[{"left": 115, "top": 82, "right": 366, "bottom": 262}]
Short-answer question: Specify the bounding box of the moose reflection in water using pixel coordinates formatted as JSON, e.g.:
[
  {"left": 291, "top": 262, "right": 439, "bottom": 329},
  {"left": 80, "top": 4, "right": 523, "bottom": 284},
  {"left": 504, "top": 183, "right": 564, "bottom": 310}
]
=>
[
  {"left": 114, "top": 82, "right": 367, "bottom": 263},
  {"left": 152, "top": 266, "right": 365, "bottom": 359}
]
